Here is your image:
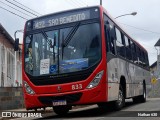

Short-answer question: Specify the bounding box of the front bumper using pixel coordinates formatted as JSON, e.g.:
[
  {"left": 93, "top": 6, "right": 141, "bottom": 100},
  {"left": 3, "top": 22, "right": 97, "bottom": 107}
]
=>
[{"left": 24, "top": 85, "right": 106, "bottom": 110}]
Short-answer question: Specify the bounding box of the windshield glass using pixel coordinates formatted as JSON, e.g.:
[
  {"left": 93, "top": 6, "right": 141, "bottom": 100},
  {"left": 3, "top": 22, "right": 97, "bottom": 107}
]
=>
[{"left": 24, "top": 22, "right": 101, "bottom": 76}]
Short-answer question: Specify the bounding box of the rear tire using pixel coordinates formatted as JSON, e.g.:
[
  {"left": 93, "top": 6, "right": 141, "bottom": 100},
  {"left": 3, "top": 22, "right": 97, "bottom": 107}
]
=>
[
  {"left": 53, "top": 106, "right": 71, "bottom": 116},
  {"left": 133, "top": 83, "right": 146, "bottom": 103},
  {"left": 139, "top": 83, "right": 146, "bottom": 102},
  {"left": 113, "top": 85, "right": 125, "bottom": 110}
]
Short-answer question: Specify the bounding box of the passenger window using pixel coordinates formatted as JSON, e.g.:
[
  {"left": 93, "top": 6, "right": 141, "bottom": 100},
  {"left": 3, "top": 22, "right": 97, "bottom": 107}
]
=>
[
  {"left": 142, "top": 51, "right": 146, "bottom": 67},
  {"left": 125, "top": 36, "right": 129, "bottom": 47},
  {"left": 131, "top": 42, "right": 137, "bottom": 64},
  {"left": 139, "top": 49, "right": 142, "bottom": 66},
  {"left": 145, "top": 53, "right": 149, "bottom": 67},
  {"left": 125, "top": 38, "right": 132, "bottom": 61},
  {"left": 115, "top": 28, "right": 122, "bottom": 44},
  {"left": 115, "top": 28, "right": 125, "bottom": 58}
]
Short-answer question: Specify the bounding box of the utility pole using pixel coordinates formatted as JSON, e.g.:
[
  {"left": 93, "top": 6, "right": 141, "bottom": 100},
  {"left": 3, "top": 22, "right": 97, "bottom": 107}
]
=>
[
  {"left": 14, "top": 30, "right": 23, "bottom": 86},
  {"left": 100, "top": 0, "right": 102, "bottom": 5},
  {"left": 14, "top": 31, "right": 18, "bottom": 87}
]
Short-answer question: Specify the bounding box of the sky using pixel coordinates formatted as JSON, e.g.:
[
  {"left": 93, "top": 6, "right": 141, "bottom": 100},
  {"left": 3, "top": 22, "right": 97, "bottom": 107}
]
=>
[{"left": 0, "top": 0, "right": 160, "bottom": 65}]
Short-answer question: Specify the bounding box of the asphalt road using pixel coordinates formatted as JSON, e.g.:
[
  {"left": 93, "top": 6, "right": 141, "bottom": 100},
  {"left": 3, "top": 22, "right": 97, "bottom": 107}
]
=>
[
  {"left": 34, "top": 98, "right": 160, "bottom": 120},
  {"left": 4, "top": 98, "right": 160, "bottom": 120}
]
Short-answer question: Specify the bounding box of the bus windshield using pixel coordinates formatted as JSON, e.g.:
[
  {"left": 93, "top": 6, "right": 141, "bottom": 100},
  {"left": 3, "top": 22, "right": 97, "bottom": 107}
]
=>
[{"left": 24, "top": 22, "right": 101, "bottom": 76}]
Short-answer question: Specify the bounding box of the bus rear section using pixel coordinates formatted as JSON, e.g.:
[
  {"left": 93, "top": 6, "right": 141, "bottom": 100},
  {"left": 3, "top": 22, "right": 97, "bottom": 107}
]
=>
[{"left": 22, "top": 6, "right": 108, "bottom": 115}]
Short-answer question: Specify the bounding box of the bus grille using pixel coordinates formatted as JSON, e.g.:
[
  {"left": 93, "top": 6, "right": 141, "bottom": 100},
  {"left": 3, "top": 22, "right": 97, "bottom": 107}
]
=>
[{"left": 38, "top": 93, "right": 82, "bottom": 105}]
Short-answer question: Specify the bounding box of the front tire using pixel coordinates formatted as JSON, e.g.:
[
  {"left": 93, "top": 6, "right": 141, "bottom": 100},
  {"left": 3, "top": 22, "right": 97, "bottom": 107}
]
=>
[
  {"left": 53, "top": 106, "right": 71, "bottom": 115},
  {"left": 113, "top": 85, "right": 125, "bottom": 110}
]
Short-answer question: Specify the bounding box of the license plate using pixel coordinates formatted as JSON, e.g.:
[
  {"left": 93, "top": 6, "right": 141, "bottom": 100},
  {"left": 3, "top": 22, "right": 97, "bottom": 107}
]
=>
[{"left": 53, "top": 100, "right": 67, "bottom": 106}]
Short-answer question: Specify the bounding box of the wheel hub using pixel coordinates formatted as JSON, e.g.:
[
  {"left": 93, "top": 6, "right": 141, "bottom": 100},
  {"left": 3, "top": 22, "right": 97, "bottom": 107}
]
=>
[{"left": 117, "top": 90, "right": 123, "bottom": 105}]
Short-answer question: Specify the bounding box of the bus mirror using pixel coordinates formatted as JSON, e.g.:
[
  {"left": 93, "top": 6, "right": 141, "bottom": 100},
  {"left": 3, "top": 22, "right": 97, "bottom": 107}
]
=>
[{"left": 14, "top": 38, "right": 19, "bottom": 51}]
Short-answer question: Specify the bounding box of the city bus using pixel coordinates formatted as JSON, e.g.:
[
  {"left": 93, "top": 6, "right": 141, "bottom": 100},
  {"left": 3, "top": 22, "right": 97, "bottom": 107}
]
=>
[{"left": 22, "top": 5, "right": 151, "bottom": 115}]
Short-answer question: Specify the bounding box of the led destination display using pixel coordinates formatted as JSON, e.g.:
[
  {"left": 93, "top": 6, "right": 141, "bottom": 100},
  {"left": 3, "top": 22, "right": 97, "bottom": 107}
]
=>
[{"left": 29, "top": 7, "right": 99, "bottom": 30}]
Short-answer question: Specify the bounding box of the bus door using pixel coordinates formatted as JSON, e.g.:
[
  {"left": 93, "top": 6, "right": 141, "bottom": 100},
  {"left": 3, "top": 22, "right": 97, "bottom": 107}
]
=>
[{"left": 104, "top": 15, "right": 119, "bottom": 101}]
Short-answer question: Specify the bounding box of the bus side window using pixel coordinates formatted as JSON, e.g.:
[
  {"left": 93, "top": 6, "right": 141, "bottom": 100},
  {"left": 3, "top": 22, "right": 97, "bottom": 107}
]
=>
[
  {"left": 124, "top": 36, "right": 132, "bottom": 61},
  {"left": 109, "top": 26, "right": 116, "bottom": 55},
  {"left": 104, "top": 15, "right": 116, "bottom": 55},
  {"left": 115, "top": 28, "right": 125, "bottom": 58},
  {"left": 131, "top": 42, "right": 137, "bottom": 64},
  {"left": 142, "top": 51, "right": 146, "bottom": 67},
  {"left": 145, "top": 53, "right": 149, "bottom": 67},
  {"left": 139, "top": 49, "right": 143, "bottom": 66},
  {"left": 104, "top": 21, "right": 111, "bottom": 53},
  {"left": 136, "top": 46, "right": 140, "bottom": 65}
]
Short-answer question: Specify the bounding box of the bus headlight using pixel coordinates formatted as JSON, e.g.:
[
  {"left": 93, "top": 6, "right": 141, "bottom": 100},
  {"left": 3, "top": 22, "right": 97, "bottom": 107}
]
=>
[
  {"left": 87, "top": 71, "right": 104, "bottom": 89},
  {"left": 24, "top": 81, "right": 35, "bottom": 95}
]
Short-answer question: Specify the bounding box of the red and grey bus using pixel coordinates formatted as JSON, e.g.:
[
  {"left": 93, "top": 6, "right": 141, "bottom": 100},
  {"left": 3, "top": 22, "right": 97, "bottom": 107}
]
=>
[{"left": 22, "top": 6, "right": 151, "bottom": 115}]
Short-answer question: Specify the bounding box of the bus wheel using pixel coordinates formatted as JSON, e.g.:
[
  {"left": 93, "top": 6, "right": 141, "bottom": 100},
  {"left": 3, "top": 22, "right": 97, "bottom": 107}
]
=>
[
  {"left": 114, "top": 85, "right": 125, "bottom": 110},
  {"left": 53, "top": 106, "right": 71, "bottom": 116},
  {"left": 139, "top": 83, "right": 146, "bottom": 102},
  {"left": 133, "top": 83, "right": 146, "bottom": 103}
]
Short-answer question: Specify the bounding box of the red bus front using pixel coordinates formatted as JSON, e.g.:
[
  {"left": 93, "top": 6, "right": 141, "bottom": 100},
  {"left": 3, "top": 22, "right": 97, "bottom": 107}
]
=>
[{"left": 22, "top": 6, "right": 107, "bottom": 114}]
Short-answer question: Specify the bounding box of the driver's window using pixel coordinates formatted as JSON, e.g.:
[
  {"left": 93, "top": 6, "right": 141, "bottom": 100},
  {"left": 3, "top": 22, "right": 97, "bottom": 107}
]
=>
[{"left": 104, "top": 14, "right": 116, "bottom": 55}]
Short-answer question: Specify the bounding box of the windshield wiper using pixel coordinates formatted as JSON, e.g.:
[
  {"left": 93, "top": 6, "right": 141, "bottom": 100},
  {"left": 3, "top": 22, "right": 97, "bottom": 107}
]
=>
[
  {"left": 61, "top": 22, "right": 80, "bottom": 59},
  {"left": 41, "top": 31, "right": 51, "bottom": 46}
]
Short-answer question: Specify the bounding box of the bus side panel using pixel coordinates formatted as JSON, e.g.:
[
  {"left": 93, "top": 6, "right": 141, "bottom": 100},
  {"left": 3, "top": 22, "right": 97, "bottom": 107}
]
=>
[
  {"left": 107, "top": 55, "right": 134, "bottom": 101},
  {"left": 117, "top": 57, "right": 151, "bottom": 98},
  {"left": 107, "top": 55, "right": 150, "bottom": 100},
  {"left": 133, "top": 65, "right": 142, "bottom": 96},
  {"left": 107, "top": 54, "right": 119, "bottom": 101},
  {"left": 133, "top": 65, "right": 151, "bottom": 97},
  {"left": 116, "top": 57, "right": 150, "bottom": 98},
  {"left": 117, "top": 58, "right": 133, "bottom": 98}
]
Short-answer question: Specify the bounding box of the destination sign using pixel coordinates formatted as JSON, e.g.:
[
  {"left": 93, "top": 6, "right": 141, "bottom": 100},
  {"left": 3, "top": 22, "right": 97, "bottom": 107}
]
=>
[{"left": 32, "top": 10, "right": 92, "bottom": 29}]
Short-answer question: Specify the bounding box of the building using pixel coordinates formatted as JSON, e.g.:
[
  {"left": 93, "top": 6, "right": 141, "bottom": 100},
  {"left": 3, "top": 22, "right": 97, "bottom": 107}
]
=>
[
  {"left": 150, "top": 60, "right": 160, "bottom": 78},
  {"left": 0, "top": 24, "right": 22, "bottom": 87},
  {"left": 154, "top": 39, "right": 160, "bottom": 78},
  {"left": 150, "top": 61, "right": 157, "bottom": 77}
]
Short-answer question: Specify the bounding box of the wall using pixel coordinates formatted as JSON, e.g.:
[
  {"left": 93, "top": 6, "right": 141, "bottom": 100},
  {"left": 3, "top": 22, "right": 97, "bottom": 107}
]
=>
[
  {"left": 0, "top": 33, "right": 22, "bottom": 87},
  {"left": 0, "top": 87, "right": 24, "bottom": 110}
]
